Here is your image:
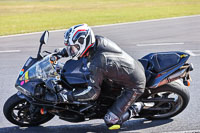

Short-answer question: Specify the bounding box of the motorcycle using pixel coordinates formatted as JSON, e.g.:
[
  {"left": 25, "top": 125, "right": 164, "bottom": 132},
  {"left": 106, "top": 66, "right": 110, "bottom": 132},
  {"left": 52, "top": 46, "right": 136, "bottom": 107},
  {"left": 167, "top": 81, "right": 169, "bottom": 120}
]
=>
[{"left": 3, "top": 31, "right": 194, "bottom": 127}]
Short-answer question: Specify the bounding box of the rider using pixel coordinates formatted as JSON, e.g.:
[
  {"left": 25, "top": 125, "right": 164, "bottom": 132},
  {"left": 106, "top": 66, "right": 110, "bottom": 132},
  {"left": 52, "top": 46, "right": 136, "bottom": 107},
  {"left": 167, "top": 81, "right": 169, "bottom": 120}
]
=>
[{"left": 54, "top": 24, "right": 146, "bottom": 130}]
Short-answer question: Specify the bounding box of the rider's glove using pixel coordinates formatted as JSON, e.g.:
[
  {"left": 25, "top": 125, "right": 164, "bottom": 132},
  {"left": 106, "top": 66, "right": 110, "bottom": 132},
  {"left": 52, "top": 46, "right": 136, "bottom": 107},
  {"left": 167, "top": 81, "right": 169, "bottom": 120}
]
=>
[
  {"left": 50, "top": 55, "right": 58, "bottom": 64},
  {"left": 54, "top": 48, "right": 63, "bottom": 54},
  {"left": 54, "top": 48, "right": 68, "bottom": 57},
  {"left": 50, "top": 55, "right": 57, "bottom": 61}
]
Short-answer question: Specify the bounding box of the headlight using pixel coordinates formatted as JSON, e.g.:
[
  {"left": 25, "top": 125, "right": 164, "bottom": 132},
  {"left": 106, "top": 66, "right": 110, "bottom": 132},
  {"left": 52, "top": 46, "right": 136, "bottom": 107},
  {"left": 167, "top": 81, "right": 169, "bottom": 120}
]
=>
[{"left": 16, "top": 86, "right": 31, "bottom": 96}]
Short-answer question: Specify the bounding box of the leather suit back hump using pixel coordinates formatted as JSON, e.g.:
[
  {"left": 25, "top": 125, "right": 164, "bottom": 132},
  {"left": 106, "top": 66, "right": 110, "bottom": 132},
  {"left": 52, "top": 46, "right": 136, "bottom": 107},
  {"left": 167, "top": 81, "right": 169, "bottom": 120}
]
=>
[{"left": 89, "top": 36, "right": 146, "bottom": 90}]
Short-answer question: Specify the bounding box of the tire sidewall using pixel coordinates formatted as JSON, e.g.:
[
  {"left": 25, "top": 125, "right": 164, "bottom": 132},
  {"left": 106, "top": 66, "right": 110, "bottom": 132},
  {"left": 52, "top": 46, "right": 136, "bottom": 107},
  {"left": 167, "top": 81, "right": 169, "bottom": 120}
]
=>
[
  {"left": 3, "top": 93, "right": 54, "bottom": 127},
  {"left": 147, "top": 79, "right": 190, "bottom": 120}
]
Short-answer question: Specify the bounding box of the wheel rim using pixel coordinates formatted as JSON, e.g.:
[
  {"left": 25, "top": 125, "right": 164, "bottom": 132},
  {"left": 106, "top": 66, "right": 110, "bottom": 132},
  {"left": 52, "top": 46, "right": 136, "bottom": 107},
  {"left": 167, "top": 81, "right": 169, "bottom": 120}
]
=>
[
  {"left": 145, "top": 91, "right": 184, "bottom": 118},
  {"left": 11, "top": 100, "right": 46, "bottom": 125}
]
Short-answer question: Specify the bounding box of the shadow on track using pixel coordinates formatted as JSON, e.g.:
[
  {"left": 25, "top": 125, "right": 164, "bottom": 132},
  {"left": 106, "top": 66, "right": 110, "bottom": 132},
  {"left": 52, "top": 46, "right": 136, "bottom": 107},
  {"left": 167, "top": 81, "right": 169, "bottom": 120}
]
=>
[{"left": 0, "top": 118, "right": 173, "bottom": 133}]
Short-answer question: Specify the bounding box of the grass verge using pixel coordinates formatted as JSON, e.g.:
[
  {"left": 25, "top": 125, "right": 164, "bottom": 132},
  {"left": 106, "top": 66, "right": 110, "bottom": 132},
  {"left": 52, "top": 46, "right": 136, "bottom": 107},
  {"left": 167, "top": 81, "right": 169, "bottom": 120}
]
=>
[{"left": 0, "top": 0, "right": 200, "bottom": 36}]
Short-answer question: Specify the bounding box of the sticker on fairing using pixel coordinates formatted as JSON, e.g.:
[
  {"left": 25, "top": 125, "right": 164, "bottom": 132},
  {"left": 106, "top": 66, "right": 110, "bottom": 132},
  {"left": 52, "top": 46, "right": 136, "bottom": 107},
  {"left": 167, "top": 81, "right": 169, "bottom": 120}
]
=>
[
  {"left": 20, "top": 81, "right": 25, "bottom": 86},
  {"left": 19, "top": 69, "right": 24, "bottom": 75},
  {"left": 180, "top": 54, "right": 188, "bottom": 58},
  {"left": 25, "top": 71, "right": 29, "bottom": 80}
]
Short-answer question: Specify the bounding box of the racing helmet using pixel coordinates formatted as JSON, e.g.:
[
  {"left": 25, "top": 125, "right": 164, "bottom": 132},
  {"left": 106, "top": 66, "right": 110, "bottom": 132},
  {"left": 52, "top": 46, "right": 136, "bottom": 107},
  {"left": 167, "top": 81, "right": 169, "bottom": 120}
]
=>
[{"left": 64, "top": 24, "right": 95, "bottom": 60}]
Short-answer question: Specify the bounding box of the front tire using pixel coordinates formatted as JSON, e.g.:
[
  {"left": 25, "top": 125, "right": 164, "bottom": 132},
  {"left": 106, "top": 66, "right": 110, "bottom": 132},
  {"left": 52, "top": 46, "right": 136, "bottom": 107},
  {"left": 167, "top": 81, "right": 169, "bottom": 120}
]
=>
[
  {"left": 145, "top": 79, "right": 190, "bottom": 120},
  {"left": 3, "top": 93, "right": 55, "bottom": 127}
]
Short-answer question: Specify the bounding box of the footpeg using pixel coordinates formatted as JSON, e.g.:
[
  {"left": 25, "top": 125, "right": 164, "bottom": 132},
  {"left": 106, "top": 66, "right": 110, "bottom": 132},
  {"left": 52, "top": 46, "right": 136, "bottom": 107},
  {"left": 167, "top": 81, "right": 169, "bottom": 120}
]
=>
[{"left": 129, "top": 102, "right": 144, "bottom": 117}]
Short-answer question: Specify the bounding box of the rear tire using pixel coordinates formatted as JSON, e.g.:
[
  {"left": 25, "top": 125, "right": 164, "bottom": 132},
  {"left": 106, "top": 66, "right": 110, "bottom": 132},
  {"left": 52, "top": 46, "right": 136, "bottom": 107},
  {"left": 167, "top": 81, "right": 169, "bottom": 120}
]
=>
[
  {"left": 145, "top": 79, "right": 190, "bottom": 120},
  {"left": 3, "top": 93, "right": 55, "bottom": 127}
]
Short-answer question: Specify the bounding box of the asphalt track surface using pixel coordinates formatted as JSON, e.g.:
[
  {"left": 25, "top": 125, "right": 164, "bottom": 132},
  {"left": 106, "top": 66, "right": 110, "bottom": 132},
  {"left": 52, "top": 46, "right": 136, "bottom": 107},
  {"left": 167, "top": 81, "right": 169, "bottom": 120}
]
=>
[{"left": 0, "top": 15, "right": 200, "bottom": 133}]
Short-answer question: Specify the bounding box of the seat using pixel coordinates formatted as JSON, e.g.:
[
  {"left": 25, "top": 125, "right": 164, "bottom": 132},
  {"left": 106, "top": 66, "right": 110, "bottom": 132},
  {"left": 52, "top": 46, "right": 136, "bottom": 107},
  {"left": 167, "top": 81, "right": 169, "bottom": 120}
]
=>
[
  {"left": 151, "top": 53, "right": 180, "bottom": 72},
  {"left": 141, "top": 52, "right": 181, "bottom": 73}
]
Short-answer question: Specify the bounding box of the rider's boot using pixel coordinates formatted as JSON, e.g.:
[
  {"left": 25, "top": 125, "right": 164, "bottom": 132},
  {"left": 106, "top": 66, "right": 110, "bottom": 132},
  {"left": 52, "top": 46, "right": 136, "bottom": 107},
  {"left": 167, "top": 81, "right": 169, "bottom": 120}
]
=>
[
  {"left": 121, "top": 102, "right": 144, "bottom": 122},
  {"left": 104, "top": 88, "right": 144, "bottom": 130},
  {"left": 104, "top": 102, "right": 144, "bottom": 130}
]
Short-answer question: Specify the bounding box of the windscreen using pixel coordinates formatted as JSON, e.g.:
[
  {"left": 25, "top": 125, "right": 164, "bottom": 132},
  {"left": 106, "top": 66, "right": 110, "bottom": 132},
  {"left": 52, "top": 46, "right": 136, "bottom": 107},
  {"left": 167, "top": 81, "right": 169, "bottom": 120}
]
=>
[{"left": 20, "top": 55, "right": 57, "bottom": 81}]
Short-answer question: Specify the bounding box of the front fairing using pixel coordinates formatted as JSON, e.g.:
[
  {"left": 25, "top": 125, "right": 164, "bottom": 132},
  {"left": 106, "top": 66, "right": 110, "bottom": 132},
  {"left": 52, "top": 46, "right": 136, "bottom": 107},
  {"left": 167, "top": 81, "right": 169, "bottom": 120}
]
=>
[
  {"left": 15, "top": 55, "right": 58, "bottom": 96},
  {"left": 20, "top": 56, "right": 57, "bottom": 81}
]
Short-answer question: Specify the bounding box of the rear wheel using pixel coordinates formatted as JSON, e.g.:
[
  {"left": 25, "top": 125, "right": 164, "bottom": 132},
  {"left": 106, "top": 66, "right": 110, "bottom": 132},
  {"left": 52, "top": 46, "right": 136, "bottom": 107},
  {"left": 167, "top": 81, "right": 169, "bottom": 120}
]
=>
[
  {"left": 144, "top": 80, "right": 190, "bottom": 120},
  {"left": 3, "top": 93, "right": 55, "bottom": 127}
]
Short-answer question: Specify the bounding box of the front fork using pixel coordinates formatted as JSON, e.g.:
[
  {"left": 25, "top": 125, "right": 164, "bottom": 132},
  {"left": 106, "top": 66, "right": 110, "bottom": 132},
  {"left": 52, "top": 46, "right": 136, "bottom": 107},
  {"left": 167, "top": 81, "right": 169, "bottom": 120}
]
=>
[{"left": 17, "top": 91, "right": 43, "bottom": 117}]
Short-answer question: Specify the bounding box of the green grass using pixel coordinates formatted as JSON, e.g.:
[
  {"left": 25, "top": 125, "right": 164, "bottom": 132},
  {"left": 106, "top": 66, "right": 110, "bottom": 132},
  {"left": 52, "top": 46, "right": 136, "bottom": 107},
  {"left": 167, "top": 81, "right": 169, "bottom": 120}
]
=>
[{"left": 0, "top": 0, "right": 200, "bottom": 36}]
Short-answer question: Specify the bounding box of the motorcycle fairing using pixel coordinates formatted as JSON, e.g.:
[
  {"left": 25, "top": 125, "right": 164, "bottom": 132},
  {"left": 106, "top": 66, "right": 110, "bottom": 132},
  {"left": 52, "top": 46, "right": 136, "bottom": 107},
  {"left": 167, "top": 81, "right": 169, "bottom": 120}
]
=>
[
  {"left": 62, "top": 57, "right": 90, "bottom": 85},
  {"left": 17, "top": 57, "right": 38, "bottom": 79},
  {"left": 139, "top": 51, "right": 190, "bottom": 88},
  {"left": 15, "top": 55, "right": 58, "bottom": 96}
]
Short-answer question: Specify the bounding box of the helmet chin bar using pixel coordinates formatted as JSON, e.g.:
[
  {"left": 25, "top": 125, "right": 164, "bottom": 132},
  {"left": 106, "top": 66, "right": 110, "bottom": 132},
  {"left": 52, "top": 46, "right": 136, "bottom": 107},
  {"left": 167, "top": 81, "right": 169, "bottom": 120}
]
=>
[{"left": 65, "top": 45, "right": 83, "bottom": 60}]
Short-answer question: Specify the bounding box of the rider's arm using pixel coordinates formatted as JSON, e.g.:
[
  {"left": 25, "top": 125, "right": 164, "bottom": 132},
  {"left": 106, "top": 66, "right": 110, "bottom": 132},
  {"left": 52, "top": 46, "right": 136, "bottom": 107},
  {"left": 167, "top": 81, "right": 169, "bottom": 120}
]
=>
[
  {"left": 67, "top": 54, "right": 105, "bottom": 102},
  {"left": 55, "top": 48, "right": 68, "bottom": 58},
  {"left": 67, "top": 67, "right": 104, "bottom": 102},
  {"left": 51, "top": 48, "right": 68, "bottom": 62},
  {"left": 57, "top": 48, "right": 68, "bottom": 57}
]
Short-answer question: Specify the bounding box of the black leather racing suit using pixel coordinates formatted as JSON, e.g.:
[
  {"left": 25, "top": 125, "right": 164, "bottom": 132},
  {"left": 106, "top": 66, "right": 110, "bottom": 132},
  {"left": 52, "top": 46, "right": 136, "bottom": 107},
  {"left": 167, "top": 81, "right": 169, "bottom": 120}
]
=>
[{"left": 59, "top": 35, "right": 146, "bottom": 119}]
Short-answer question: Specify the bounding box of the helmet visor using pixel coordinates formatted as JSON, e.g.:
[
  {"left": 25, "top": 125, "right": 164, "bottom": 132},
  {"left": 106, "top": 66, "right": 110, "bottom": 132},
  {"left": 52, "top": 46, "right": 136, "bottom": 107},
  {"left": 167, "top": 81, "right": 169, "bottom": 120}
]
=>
[{"left": 66, "top": 44, "right": 80, "bottom": 57}]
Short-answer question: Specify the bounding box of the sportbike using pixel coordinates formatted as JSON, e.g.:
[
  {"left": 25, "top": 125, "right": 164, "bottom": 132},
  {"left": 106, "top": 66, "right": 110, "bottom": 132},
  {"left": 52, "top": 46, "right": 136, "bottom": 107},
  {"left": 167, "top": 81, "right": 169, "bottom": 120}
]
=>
[{"left": 4, "top": 31, "right": 193, "bottom": 128}]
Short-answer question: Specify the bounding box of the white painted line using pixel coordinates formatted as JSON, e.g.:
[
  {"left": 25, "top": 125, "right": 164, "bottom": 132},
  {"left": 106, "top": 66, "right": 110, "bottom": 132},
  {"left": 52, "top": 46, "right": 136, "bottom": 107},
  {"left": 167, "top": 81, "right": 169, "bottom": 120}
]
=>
[
  {"left": 164, "top": 130, "right": 200, "bottom": 133},
  {"left": 93, "top": 15, "right": 200, "bottom": 28},
  {"left": 0, "top": 50, "right": 21, "bottom": 53},
  {"left": 0, "top": 29, "right": 66, "bottom": 39},
  {"left": 187, "top": 49, "right": 200, "bottom": 52},
  {"left": 0, "top": 14, "right": 200, "bottom": 38},
  {"left": 185, "top": 50, "right": 196, "bottom": 56},
  {"left": 136, "top": 42, "right": 184, "bottom": 47},
  {"left": 184, "top": 50, "right": 200, "bottom": 56}
]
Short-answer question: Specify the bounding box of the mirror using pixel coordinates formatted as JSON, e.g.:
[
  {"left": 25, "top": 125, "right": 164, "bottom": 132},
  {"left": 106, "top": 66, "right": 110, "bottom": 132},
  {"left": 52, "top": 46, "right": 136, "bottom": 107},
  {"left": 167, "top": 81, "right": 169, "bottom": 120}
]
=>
[
  {"left": 37, "top": 31, "right": 49, "bottom": 59},
  {"left": 40, "top": 31, "right": 49, "bottom": 45}
]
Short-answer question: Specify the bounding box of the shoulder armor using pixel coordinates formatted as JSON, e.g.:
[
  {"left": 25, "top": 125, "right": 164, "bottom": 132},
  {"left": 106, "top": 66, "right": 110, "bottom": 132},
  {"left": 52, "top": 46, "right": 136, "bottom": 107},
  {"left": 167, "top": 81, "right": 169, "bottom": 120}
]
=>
[{"left": 95, "top": 35, "right": 122, "bottom": 54}]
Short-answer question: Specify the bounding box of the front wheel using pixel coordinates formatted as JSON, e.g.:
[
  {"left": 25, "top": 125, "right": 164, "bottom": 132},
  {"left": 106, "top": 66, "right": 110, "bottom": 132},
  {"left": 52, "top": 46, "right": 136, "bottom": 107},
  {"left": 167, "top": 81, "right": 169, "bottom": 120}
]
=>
[
  {"left": 144, "top": 80, "right": 190, "bottom": 120},
  {"left": 3, "top": 93, "right": 55, "bottom": 127}
]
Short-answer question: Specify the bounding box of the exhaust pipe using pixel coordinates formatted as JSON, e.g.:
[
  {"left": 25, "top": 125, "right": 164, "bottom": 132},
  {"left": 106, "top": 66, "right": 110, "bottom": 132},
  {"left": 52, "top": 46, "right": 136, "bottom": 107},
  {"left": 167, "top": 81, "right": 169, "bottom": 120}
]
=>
[{"left": 157, "top": 69, "right": 186, "bottom": 87}]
